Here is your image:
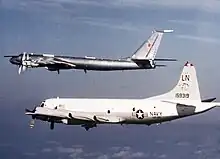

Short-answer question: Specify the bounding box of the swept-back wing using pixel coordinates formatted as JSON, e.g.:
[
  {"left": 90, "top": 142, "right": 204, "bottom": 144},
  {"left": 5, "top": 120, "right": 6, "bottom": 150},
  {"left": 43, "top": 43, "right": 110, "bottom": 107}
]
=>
[
  {"left": 52, "top": 57, "right": 76, "bottom": 67},
  {"left": 40, "top": 57, "right": 76, "bottom": 68}
]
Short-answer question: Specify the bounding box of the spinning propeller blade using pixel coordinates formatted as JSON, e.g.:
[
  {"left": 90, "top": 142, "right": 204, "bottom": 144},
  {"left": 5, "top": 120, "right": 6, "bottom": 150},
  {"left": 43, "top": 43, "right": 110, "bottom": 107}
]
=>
[{"left": 18, "top": 52, "right": 28, "bottom": 74}]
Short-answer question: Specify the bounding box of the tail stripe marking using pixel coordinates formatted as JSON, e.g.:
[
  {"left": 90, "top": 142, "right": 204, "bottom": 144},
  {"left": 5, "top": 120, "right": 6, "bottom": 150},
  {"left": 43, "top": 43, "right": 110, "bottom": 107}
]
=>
[{"left": 145, "top": 34, "right": 159, "bottom": 58}]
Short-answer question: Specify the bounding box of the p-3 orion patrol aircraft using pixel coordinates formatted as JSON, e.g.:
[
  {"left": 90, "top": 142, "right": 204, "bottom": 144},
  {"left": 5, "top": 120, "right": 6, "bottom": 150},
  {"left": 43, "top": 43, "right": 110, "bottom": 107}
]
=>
[
  {"left": 25, "top": 62, "right": 220, "bottom": 131},
  {"left": 4, "top": 29, "right": 176, "bottom": 74}
]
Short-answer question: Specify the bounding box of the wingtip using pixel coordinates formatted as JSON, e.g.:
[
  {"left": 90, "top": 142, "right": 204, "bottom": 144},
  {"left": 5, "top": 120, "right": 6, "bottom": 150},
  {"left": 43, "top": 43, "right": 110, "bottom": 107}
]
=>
[
  {"left": 163, "top": 29, "right": 174, "bottom": 33},
  {"left": 154, "top": 29, "right": 174, "bottom": 33}
]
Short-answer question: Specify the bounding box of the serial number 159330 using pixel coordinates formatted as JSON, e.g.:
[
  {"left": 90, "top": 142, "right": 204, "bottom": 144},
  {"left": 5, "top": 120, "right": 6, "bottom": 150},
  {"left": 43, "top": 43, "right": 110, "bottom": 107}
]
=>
[{"left": 175, "top": 93, "right": 189, "bottom": 98}]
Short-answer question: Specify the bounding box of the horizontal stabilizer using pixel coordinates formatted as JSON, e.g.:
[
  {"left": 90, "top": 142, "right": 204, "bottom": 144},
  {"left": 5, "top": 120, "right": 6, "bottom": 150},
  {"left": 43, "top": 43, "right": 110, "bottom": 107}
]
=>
[
  {"left": 155, "top": 29, "right": 174, "bottom": 33},
  {"left": 154, "top": 58, "right": 177, "bottom": 61},
  {"left": 202, "top": 97, "right": 216, "bottom": 102},
  {"left": 156, "top": 64, "right": 167, "bottom": 67}
]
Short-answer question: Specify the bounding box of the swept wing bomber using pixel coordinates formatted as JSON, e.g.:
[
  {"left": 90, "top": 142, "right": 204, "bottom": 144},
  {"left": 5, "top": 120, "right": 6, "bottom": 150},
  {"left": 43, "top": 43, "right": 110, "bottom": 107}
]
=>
[{"left": 4, "top": 29, "right": 176, "bottom": 74}]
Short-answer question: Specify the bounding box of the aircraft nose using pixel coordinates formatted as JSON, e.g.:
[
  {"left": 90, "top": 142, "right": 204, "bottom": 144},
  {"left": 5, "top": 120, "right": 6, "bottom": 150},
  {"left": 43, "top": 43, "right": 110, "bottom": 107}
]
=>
[
  {"left": 9, "top": 57, "right": 15, "bottom": 64},
  {"left": 9, "top": 57, "right": 19, "bottom": 65}
]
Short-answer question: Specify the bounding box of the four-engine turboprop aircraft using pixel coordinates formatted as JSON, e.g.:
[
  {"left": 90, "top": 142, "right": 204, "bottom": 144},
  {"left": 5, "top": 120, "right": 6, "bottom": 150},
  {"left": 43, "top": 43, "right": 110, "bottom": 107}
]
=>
[
  {"left": 4, "top": 29, "right": 176, "bottom": 74},
  {"left": 25, "top": 62, "right": 220, "bottom": 131}
]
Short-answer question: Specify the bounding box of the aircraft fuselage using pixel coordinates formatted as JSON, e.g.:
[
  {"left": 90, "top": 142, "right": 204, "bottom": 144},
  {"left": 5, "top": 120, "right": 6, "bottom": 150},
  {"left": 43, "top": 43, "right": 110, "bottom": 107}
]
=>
[
  {"left": 28, "top": 98, "right": 217, "bottom": 130},
  {"left": 9, "top": 55, "right": 153, "bottom": 71}
]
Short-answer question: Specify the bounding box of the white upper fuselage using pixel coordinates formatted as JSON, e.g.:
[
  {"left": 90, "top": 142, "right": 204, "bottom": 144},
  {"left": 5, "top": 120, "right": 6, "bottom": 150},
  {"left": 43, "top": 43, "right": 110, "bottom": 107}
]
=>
[
  {"left": 25, "top": 61, "right": 220, "bottom": 130},
  {"left": 37, "top": 97, "right": 217, "bottom": 125}
]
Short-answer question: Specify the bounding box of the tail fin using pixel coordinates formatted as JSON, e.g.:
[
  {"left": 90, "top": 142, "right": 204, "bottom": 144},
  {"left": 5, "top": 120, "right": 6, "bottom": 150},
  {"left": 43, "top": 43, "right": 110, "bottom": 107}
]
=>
[
  {"left": 131, "top": 29, "right": 173, "bottom": 60},
  {"left": 148, "top": 62, "right": 201, "bottom": 101}
]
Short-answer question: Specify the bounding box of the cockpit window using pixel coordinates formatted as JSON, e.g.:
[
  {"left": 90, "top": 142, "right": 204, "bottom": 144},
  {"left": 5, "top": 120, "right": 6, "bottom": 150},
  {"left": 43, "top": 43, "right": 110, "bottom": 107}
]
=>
[{"left": 40, "top": 101, "right": 45, "bottom": 107}]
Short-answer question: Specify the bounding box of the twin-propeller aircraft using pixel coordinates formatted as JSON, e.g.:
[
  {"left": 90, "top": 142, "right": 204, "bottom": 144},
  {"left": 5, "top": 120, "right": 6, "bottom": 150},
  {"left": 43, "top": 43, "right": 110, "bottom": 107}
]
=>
[
  {"left": 4, "top": 29, "right": 176, "bottom": 74},
  {"left": 25, "top": 62, "right": 220, "bottom": 131}
]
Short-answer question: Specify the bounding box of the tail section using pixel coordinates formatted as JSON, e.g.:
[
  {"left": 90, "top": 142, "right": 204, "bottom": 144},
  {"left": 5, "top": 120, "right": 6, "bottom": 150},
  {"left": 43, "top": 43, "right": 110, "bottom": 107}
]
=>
[
  {"left": 148, "top": 62, "right": 201, "bottom": 101},
  {"left": 131, "top": 29, "right": 173, "bottom": 60}
]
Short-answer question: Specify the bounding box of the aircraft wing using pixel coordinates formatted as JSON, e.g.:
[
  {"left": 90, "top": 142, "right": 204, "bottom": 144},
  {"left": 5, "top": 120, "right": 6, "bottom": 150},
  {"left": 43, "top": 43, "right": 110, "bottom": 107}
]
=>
[
  {"left": 68, "top": 112, "right": 94, "bottom": 121},
  {"left": 68, "top": 112, "right": 123, "bottom": 123},
  {"left": 26, "top": 107, "right": 124, "bottom": 123},
  {"left": 51, "top": 57, "right": 77, "bottom": 67},
  {"left": 93, "top": 115, "right": 123, "bottom": 123},
  {"left": 39, "top": 57, "right": 76, "bottom": 68}
]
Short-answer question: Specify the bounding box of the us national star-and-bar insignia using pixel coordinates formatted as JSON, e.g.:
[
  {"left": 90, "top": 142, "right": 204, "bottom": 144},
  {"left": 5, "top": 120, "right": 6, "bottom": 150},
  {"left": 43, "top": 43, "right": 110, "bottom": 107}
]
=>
[{"left": 136, "top": 109, "right": 144, "bottom": 119}]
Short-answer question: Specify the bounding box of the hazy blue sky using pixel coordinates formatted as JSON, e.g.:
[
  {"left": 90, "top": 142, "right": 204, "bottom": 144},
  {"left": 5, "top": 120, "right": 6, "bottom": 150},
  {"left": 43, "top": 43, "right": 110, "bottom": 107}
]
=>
[{"left": 1, "top": 0, "right": 220, "bottom": 159}]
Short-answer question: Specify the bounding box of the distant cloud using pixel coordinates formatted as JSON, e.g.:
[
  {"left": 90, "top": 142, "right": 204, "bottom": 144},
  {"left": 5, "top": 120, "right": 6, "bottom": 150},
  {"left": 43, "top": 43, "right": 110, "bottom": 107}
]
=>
[
  {"left": 112, "top": 150, "right": 130, "bottom": 158},
  {"left": 2, "top": 0, "right": 220, "bottom": 13},
  {"left": 109, "top": 146, "right": 122, "bottom": 151},
  {"left": 158, "top": 154, "right": 167, "bottom": 158},
  {"left": 2, "top": 0, "right": 219, "bottom": 34},
  {"left": 79, "top": 17, "right": 147, "bottom": 32},
  {"left": 57, "top": 146, "right": 84, "bottom": 158},
  {"left": 23, "top": 152, "right": 36, "bottom": 157},
  {"left": 57, "top": 146, "right": 83, "bottom": 154},
  {"left": 131, "top": 152, "right": 146, "bottom": 158},
  {"left": 72, "top": 17, "right": 150, "bottom": 32},
  {"left": 155, "top": 139, "right": 165, "bottom": 144},
  {"left": 111, "top": 146, "right": 147, "bottom": 158},
  {"left": 176, "top": 34, "right": 220, "bottom": 44},
  {"left": 42, "top": 148, "right": 52, "bottom": 153},
  {"left": 46, "top": 140, "right": 61, "bottom": 145},
  {"left": 122, "top": 0, "right": 220, "bottom": 12},
  {"left": 84, "top": 152, "right": 103, "bottom": 157},
  {"left": 41, "top": 144, "right": 148, "bottom": 159},
  {"left": 98, "top": 154, "right": 110, "bottom": 159},
  {"left": 168, "top": 19, "right": 219, "bottom": 31},
  {"left": 168, "top": 19, "right": 196, "bottom": 26},
  {"left": 194, "top": 150, "right": 203, "bottom": 155},
  {"left": 176, "top": 141, "right": 191, "bottom": 146}
]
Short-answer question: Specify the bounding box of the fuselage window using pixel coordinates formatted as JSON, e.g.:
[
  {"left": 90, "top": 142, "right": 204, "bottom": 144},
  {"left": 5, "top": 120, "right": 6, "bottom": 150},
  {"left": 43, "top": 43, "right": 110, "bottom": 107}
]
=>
[
  {"left": 107, "top": 110, "right": 110, "bottom": 114},
  {"left": 132, "top": 107, "right": 135, "bottom": 111},
  {"left": 40, "top": 102, "right": 45, "bottom": 107}
]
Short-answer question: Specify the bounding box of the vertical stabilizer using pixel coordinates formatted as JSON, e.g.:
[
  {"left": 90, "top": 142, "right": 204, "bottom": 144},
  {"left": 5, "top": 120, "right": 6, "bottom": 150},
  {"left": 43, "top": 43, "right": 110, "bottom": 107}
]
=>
[
  {"left": 148, "top": 62, "right": 201, "bottom": 101},
  {"left": 131, "top": 29, "right": 173, "bottom": 60}
]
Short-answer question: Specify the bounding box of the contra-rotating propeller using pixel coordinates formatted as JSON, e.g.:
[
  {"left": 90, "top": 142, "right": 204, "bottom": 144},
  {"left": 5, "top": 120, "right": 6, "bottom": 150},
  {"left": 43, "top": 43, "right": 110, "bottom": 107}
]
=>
[
  {"left": 18, "top": 52, "right": 30, "bottom": 74},
  {"left": 4, "top": 52, "right": 31, "bottom": 74}
]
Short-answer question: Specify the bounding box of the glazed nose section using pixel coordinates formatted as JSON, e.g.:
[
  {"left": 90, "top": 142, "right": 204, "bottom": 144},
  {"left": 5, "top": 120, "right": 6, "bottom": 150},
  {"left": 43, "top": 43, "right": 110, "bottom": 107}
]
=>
[
  {"left": 9, "top": 57, "right": 15, "bottom": 64},
  {"left": 9, "top": 57, "right": 20, "bottom": 65}
]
